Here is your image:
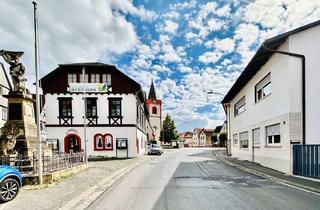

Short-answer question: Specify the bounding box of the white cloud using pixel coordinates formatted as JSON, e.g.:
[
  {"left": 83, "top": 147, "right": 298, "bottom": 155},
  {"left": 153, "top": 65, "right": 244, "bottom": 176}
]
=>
[
  {"left": 199, "top": 51, "right": 223, "bottom": 64},
  {"left": 109, "top": 0, "right": 156, "bottom": 21},
  {"left": 160, "top": 20, "right": 179, "bottom": 34},
  {"left": 0, "top": 0, "right": 155, "bottom": 90}
]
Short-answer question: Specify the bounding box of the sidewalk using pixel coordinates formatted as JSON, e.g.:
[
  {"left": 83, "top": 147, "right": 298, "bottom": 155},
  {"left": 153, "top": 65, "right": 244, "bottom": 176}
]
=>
[
  {"left": 1, "top": 155, "right": 151, "bottom": 210},
  {"left": 213, "top": 149, "right": 320, "bottom": 194}
]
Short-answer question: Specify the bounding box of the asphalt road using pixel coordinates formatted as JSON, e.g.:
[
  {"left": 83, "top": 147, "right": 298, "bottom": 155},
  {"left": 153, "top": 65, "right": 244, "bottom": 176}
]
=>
[{"left": 87, "top": 148, "right": 320, "bottom": 210}]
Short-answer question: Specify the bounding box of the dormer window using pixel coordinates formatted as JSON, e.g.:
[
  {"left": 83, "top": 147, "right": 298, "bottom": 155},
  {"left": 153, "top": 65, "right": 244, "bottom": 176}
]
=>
[
  {"left": 79, "top": 74, "right": 89, "bottom": 83},
  {"left": 67, "top": 74, "right": 77, "bottom": 84},
  {"left": 102, "top": 74, "right": 112, "bottom": 85},
  {"left": 91, "top": 74, "right": 100, "bottom": 83},
  {"left": 152, "top": 107, "right": 157, "bottom": 114}
]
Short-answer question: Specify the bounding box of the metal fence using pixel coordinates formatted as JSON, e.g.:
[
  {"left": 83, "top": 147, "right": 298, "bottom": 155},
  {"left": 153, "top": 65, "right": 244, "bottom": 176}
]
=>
[
  {"left": 293, "top": 145, "right": 320, "bottom": 178},
  {"left": 0, "top": 152, "right": 85, "bottom": 176}
]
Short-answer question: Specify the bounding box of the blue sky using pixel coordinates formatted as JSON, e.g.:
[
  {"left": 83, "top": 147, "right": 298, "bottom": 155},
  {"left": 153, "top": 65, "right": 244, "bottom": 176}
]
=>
[{"left": 0, "top": 0, "right": 319, "bottom": 132}]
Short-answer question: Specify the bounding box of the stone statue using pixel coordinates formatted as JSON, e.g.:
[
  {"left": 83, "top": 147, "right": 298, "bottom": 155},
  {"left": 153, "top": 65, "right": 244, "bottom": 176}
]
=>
[
  {"left": 0, "top": 50, "right": 27, "bottom": 93},
  {"left": 0, "top": 124, "right": 23, "bottom": 155}
]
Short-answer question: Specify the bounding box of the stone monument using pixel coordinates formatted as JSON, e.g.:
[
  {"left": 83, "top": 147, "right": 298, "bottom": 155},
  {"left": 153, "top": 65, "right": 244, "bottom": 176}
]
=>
[{"left": 0, "top": 50, "right": 51, "bottom": 157}]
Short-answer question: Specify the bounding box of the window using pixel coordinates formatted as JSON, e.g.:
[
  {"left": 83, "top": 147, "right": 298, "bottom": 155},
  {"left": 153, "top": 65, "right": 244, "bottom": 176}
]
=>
[
  {"left": 239, "top": 131, "right": 249, "bottom": 149},
  {"left": 94, "top": 134, "right": 113, "bottom": 151},
  {"left": 2, "top": 107, "right": 7, "bottom": 121},
  {"left": 104, "top": 134, "right": 113, "bottom": 150},
  {"left": 94, "top": 134, "right": 104, "bottom": 150},
  {"left": 102, "top": 74, "right": 112, "bottom": 85},
  {"left": 252, "top": 128, "right": 260, "bottom": 145},
  {"left": 234, "top": 96, "right": 246, "bottom": 116},
  {"left": 109, "top": 98, "right": 122, "bottom": 117},
  {"left": 86, "top": 98, "right": 97, "bottom": 117},
  {"left": 255, "top": 73, "right": 271, "bottom": 102},
  {"left": 90, "top": 74, "right": 100, "bottom": 83},
  {"left": 266, "top": 124, "right": 281, "bottom": 145},
  {"left": 59, "top": 98, "right": 72, "bottom": 117},
  {"left": 233, "top": 134, "right": 238, "bottom": 146},
  {"left": 68, "top": 74, "right": 77, "bottom": 83},
  {"left": 79, "top": 74, "right": 89, "bottom": 83},
  {"left": 152, "top": 106, "right": 157, "bottom": 114}
]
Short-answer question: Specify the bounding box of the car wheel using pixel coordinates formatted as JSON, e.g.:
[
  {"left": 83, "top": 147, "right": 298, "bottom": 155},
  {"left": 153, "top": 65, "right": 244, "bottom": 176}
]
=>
[{"left": 0, "top": 178, "right": 19, "bottom": 203}]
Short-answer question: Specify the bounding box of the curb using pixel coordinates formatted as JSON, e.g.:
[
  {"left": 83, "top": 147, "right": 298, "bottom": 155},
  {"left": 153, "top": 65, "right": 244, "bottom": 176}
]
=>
[
  {"left": 58, "top": 157, "right": 152, "bottom": 210},
  {"left": 212, "top": 150, "right": 320, "bottom": 195}
]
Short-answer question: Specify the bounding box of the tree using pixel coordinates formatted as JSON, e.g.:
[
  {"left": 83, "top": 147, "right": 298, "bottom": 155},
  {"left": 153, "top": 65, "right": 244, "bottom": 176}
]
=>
[
  {"left": 159, "top": 114, "right": 179, "bottom": 143},
  {"left": 219, "top": 132, "right": 227, "bottom": 147},
  {"left": 211, "top": 133, "right": 218, "bottom": 145}
]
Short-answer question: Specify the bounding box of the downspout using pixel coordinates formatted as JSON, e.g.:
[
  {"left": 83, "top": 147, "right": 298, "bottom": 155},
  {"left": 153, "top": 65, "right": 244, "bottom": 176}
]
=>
[{"left": 262, "top": 44, "right": 306, "bottom": 145}]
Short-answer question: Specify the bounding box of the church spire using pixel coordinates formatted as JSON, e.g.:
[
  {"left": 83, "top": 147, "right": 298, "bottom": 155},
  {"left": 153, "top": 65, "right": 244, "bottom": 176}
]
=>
[{"left": 148, "top": 80, "right": 157, "bottom": 100}]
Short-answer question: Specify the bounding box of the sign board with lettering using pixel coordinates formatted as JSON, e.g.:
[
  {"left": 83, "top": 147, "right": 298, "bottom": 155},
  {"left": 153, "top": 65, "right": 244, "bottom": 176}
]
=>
[{"left": 68, "top": 83, "right": 112, "bottom": 93}]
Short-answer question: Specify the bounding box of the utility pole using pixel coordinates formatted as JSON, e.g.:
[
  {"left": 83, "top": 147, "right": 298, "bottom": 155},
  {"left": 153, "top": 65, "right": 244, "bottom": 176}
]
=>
[
  {"left": 32, "top": 1, "right": 43, "bottom": 184},
  {"left": 82, "top": 66, "right": 88, "bottom": 163}
]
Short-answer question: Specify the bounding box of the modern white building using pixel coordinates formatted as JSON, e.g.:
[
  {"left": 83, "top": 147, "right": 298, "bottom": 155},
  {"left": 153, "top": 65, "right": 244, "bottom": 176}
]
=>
[
  {"left": 222, "top": 20, "right": 320, "bottom": 174},
  {"left": 40, "top": 62, "right": 151, "bottom": 158},
  {"left": 0, "top": 63, "right": 12, "bottom": 128}
]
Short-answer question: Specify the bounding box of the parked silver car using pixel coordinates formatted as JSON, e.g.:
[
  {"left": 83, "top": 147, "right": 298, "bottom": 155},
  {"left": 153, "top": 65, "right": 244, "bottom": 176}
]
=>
[{"left": 147, "top": 144, "right": 163, "bottom": 155}]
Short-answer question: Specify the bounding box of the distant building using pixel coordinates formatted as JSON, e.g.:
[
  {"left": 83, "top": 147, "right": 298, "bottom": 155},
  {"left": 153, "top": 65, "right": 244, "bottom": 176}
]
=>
[
  {"left": 40, "top": 62, "right": 150, "bottom": 158},
  {"left": 0, "top": 63, "right": 12, "bottom": 128},
  {"left": 146, "top": 80, "right": 162, "bottom": 143},
  {"left": 192, "top": 128, "right": 214, "bottom": 147},
  {"left": 221, "top": 20, "right": 320, "bottom": 174},
  {"left": 179, "top": 131, "right": 193, "bottom": 147}
]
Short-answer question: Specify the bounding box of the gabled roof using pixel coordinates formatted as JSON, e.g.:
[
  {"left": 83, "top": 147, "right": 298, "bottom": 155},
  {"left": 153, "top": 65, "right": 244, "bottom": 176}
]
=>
[
  {"left": 214, "top": 126, "right": 223, "bottom": 133},
  {"left": 193, "top": 128, "right": 203, "bottom": 136},
  {"left": 222, "top": 20, "right": 320, "bottom": 104},
  {"left": 204, "top": 129, "right": 214, "bottom": 136}
]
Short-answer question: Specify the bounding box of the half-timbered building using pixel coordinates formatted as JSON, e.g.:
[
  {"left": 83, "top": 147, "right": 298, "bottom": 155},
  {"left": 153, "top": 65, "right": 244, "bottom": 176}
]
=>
[{"left": 40, "top": 62, "right": 152, "bottom": 158}]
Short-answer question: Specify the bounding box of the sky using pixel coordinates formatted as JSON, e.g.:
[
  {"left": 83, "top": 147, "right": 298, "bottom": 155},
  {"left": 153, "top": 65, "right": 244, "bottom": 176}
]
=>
[{"left": 0, "top": 0, "right": 320, "bottom": 132}]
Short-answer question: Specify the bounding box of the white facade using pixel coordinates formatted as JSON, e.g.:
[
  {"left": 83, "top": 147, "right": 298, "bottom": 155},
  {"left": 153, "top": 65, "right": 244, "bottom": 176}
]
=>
[
  {"left": 192, "top": 131, "right": 199, "bottom": 147},
  {"left": 225, "top": 24, "right": 320, "bottom": 174},
  {"left": 0, "top": 63, "right": 11, "bottom": 128},
  {"left": 45, "top": 93, "right": 148, "bottom": 157}
]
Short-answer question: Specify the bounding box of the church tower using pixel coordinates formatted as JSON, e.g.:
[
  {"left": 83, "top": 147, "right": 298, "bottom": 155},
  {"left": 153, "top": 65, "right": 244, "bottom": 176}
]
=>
[{"left": 146, "top": 80, "right": 162, "bottom": 143}]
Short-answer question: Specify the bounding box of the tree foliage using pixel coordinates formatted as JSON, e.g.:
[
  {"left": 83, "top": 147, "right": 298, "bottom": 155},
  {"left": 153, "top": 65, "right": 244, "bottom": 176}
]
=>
[
  {"left": 211, "top": 133, "right": 218, "bottom": 143},
  {"left": 159, "top": 114, "right": 179, "bottom": 143},
  {"left": 219, "top": 132, "right": 227, "bottom": 147}
]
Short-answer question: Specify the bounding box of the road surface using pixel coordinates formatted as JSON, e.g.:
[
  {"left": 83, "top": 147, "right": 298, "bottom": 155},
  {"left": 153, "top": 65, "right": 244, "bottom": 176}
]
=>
[{"left": 87, "top": 148, "right": 320, "bottom": 210}]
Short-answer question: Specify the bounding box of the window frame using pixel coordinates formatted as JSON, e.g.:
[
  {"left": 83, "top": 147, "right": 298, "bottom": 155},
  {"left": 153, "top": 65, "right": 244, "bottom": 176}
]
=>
[
  {"left": 67, "top": 74, "right": 77, "bottom": 84},
  {"left": 252, "top": 128, "right": 260, "bottom": 146},
  {"left": 104, "top": 134, "right": 113, "bottom": 150},
  {"left": 93, "top": 133, "right": 114, "bottom": 151},
  {"left": 255, "top": 73, "right": 272, "bottom": 103},
  {"left": 86, "top": 97, "right": 97, "bottom": 117},
  {"left": 102, "top": 74, "right": 112, "bottom": 85},
  {"left": 266, "top": 123, "right": 281, "bottom": 146},
  {"left": 233, "top": 133, "right": 238, "bottom": 146},
  {"left": 59, "top": 98, "right": 73, "bottom": 117},
  {"left": 234, "top": 96, "right": 246, "bottom": 117},
  {"left": 239, "top": 131, "right": 249, "bottom": 149},
  {"left": 152, "top": 106, "right": 157, "bottom": 114},
  {"left": 94, "top": 134, "right": 104, "bottom": 151},
  {"left": 2, "top": 107, "right": 7, "bottom": 121},
  {"left": 109, "top": 98, "right": 122, "bottom": 118}
]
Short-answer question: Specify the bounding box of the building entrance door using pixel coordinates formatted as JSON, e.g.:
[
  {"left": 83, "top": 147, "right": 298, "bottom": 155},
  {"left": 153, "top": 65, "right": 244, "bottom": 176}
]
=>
[{"left": 64, "top": 134, "right": 81, "bottom": 153}]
